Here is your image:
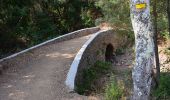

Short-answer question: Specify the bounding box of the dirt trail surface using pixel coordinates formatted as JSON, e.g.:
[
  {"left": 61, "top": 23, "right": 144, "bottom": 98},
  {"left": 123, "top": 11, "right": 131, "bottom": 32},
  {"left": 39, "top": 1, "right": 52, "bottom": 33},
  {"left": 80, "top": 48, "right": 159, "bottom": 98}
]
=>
[{"left": 0, "top": 35, "right": 94, "bottom": 100}]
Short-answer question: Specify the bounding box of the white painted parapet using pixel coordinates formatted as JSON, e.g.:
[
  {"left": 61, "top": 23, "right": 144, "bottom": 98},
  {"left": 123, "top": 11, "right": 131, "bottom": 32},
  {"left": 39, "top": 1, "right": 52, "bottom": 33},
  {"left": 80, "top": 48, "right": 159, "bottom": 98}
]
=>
[
  {"left": 0, "top": 27, "right": 100, "bottom": 71},
  {"left": 65, "top": 29, "right": 128, "bottom": 91}
]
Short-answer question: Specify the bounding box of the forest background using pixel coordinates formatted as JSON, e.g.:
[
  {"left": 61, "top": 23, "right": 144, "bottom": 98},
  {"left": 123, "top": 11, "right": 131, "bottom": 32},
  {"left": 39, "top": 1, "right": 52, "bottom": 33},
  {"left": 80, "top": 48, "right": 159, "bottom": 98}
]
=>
[{"left": 0, "top": 0, "right": 169, "bottom": 58}]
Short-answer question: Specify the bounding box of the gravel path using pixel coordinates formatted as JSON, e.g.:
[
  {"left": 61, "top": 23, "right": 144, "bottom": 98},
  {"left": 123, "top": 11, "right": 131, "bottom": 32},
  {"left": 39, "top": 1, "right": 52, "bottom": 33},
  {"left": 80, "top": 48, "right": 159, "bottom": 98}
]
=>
[{"left": 0, "top": 35, "right": 93, "bottom": 100}]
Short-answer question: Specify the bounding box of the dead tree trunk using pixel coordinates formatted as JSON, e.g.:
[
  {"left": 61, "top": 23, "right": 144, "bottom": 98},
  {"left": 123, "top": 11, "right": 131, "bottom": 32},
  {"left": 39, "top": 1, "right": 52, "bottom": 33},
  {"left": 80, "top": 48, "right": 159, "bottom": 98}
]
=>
[{"left": 130, "top": 0, "right": 157, "bottom": 99}]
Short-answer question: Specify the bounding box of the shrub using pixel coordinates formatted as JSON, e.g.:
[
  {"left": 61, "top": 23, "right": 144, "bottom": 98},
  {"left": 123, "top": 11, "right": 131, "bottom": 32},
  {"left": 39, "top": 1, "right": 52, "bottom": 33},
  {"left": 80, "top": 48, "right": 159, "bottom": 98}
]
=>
[
  {"left": 153, "top": 73, "right": 170, "bottom": 99},
  {"left": 76, "top": 61, "right": 112, "bottom": 95}
]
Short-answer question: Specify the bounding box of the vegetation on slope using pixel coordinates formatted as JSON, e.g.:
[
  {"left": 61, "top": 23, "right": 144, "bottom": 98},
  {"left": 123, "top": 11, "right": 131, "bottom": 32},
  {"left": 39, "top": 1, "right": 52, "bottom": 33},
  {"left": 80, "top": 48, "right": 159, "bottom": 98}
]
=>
[
  {"left": 0, "top": 0, "right": 102, "bottom": 58},
  {"left": 0, "top": 0, "right": 169, "bottom": 58},
  {"left": 0, "top": 0, "right": 170, "bottom": 99},
  {"left": 76, "top": 61, "right": 112, "bottom": 95}
]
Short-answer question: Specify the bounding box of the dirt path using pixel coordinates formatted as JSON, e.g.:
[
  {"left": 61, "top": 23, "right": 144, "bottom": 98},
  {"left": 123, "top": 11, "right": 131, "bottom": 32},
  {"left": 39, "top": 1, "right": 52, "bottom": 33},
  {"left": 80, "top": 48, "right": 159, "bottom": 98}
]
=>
[
  {"left": 0, "top": 35, "right": 94, "bottom": 100},
  {"left": 114, "top": 43, "right": 170, "bottom": 72}
]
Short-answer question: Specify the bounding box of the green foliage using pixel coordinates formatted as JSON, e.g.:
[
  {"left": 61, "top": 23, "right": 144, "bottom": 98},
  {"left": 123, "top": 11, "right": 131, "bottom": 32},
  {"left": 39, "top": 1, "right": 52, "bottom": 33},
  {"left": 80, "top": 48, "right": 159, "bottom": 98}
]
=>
[
  {"left": 1, "top": 0, "right": 169, "bottom": 58},
  {"left": 157, "top": 13, "right": 169, "bottom": 40},
  {"left": 152, "top": 0, "right": 170, "bottom": 40},
  {"left": 95, "top": 0, "right": 131, "bottom": 28},
  {"left": 96, "top": 0, "right": 169, "bottom": 43},
  {"left": 105, "top": 76, "right": 124, "bottom": 100},
  {"left": 76, "top": 61, "right": 112, "bottom": 95},
  {"left": 115, "top": 29, "right": 135, "bottom": 46},
  {"left": 164, "top": 48, "right": 170, "bottom": 56},
  {"left": 0, "top": 0, "right": 98, "bottom": 58},
  {"left": 115, "top": 48, "right": 124, "bottom": 55},
  {"left": 81, "top": 10, "right": 95, "bottom": 27},
  {"left": 105, "top": 69, "right": 132, "bottom": 100},
  {"left": 153, "top": 73, "right": 170, "bottom": 99},
  {"left": 161, "top": 31, "right": 169, "bottom": 40}
]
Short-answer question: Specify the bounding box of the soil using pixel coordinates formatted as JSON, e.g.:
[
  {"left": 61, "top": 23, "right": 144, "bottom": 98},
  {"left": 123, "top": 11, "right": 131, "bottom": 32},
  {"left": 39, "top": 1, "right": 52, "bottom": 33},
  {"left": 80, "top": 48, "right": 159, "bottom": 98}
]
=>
[
  {"left": 0, "top": 30, "right": 169, "bottom": 100},
  {"left": 88, "top": 39, "right": 170, "bottom": 100},
  {"left": 0, "top": 34, "right": 94, "bottom": 100}
]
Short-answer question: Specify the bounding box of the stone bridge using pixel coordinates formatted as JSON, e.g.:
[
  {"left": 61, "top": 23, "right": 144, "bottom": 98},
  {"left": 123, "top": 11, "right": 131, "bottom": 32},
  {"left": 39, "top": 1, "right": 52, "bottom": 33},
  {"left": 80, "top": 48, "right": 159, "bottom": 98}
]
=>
[{"left": 0, "top": 27, "right": 127, "bottom": 100}]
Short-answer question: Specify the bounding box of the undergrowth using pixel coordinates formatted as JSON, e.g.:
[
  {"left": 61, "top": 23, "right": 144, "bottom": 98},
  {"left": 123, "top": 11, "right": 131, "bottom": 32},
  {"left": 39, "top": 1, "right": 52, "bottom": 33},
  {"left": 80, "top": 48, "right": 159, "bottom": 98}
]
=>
[
  {"left": 76, "top": 61, "right": 112, "bottom": 95},
  {"left": 115, "top": 29, "right": 135, "bottom": 47},
  {"left": 105, "top": 75, "right": 124, "bottom": 100},
  {"left": 115, "top": 48, "right": 125, "bottom": 55},
  {"left": 105, "top": 69, "right": 132, "bottom": 100},
  {"left": 153, "top": 72, "right": 170, "bottom": 99}
]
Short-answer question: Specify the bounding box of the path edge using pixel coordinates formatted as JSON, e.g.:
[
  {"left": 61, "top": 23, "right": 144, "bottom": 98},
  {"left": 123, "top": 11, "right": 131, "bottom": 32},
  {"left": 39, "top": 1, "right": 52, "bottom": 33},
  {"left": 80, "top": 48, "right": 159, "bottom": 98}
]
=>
[{"left": 0, "top": 27, "right": 99, "bottom": 62}]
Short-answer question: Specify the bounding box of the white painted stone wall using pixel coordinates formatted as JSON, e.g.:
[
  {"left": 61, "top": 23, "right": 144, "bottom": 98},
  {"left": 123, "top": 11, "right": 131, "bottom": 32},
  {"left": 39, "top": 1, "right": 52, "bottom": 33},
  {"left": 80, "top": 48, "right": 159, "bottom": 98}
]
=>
[{"left": 65, "top": 29, "right": 128, "bottom": 91}]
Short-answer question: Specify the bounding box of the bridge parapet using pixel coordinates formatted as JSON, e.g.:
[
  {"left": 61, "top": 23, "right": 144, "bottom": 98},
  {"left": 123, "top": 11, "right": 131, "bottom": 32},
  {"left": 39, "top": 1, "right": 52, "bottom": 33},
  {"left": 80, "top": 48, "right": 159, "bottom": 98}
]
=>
[
  {"left": 66, "top": 29, "right": 128, "bottom": 91},
  {"left": 0, "top": 27, "right": 100, "bottom": 73}
]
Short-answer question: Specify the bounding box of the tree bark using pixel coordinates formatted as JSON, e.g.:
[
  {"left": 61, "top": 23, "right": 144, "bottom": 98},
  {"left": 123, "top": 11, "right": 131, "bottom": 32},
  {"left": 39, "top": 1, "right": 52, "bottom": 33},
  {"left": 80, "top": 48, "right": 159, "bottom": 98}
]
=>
[
  {"left": 168, "top": 0, "right": 170, "bottom": 35},
  {"left": 130, "top": 0, "right": 156, "bottom": 99},
  {"left": 153, "top": 0, "right": 160, "bottom": 87}
]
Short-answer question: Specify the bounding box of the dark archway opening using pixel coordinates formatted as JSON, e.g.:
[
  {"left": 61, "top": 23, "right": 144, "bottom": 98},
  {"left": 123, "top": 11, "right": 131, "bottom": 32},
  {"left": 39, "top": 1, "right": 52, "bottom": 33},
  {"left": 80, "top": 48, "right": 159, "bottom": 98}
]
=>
[{"left": 105, "top": 44, "right": 114, "bottom": 62}]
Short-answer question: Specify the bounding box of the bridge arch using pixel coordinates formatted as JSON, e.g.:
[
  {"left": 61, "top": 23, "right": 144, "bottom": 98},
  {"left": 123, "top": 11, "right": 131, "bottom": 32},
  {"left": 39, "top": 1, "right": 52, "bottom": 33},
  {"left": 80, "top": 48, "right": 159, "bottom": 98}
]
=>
[{"left": 65, "top": 29, "right": 127, "bottom": 91}]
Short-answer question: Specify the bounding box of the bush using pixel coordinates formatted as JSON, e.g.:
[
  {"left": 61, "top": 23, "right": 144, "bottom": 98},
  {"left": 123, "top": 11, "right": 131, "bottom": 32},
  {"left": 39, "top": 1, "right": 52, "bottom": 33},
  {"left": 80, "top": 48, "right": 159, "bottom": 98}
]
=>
[
  {"left": 153, "top": 73, "right": 170, "bottom": 99},
  {"left": 105, "top": 76, "right": 124, "bottom": 100},
  {"left": 76, "top": 61, "right": 112, "bottom": 95}
]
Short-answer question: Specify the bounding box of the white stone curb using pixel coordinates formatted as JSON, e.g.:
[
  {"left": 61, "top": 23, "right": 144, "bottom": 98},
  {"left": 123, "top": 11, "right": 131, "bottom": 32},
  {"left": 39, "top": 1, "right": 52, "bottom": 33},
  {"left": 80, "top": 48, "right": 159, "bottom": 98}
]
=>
[
  {"left": 0, "top": 27, "right": 99, "bottom": 62},
  {"left": 65, "top": 29, "right": 111, "bottom": 91}
]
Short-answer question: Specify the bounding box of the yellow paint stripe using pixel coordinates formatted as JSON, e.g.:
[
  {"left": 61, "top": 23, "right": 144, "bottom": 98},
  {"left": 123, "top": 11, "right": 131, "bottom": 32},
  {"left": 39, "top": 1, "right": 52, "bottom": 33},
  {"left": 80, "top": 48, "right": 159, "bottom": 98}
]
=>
[{"left": 136, "top": 3, "right": 146, "bottom": 9}]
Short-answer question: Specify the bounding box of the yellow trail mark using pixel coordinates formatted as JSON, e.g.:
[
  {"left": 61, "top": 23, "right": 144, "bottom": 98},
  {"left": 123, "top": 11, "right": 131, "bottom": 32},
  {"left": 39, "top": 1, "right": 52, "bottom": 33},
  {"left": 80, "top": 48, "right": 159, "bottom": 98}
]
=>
[{"left": 136, "top": 3, "right": 146, "bottom": 9}]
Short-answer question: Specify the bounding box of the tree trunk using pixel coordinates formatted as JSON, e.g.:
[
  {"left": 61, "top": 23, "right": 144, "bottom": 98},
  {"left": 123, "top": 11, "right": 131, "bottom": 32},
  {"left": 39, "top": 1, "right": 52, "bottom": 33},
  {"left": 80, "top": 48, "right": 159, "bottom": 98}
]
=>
[
  {"left": 168, "top": 0, "right": 170, "bottom": 35},
  {"left": 130, "top": 0, "right": 156, "bottom": 99},
  {"left": 153, "top": 0, "right": 160, "bottom": 87}
]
